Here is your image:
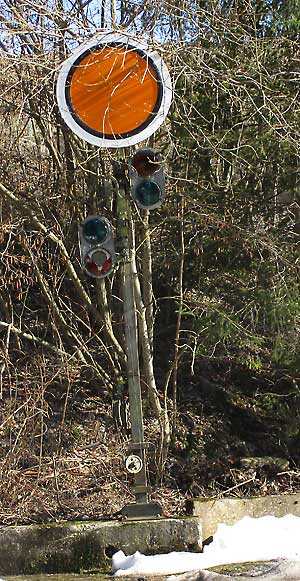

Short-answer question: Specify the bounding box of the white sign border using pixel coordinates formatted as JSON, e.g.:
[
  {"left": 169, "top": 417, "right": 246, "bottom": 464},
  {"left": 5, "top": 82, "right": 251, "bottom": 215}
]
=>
[{"left": 56, "top": 32, "right": 172, "bottom": 148}]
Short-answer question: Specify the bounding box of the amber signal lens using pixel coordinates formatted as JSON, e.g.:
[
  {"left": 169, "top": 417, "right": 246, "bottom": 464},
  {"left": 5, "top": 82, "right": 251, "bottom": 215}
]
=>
[{"left": 69, "top": 47, "right": 160, "bottom": 137}]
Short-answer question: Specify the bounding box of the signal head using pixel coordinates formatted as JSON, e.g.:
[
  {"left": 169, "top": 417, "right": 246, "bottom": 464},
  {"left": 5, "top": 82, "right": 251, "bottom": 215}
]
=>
[
  {"left": 130, "top": 148, "right": 165, "bottom": 210},
  {"left": 79, "top": 215, "right": 115, "bottom": 279}
]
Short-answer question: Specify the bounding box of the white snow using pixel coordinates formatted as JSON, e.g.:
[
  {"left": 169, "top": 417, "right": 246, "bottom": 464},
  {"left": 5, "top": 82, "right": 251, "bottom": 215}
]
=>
[{"left": 112, "top": 514, "right": 300, "bottom": 576}]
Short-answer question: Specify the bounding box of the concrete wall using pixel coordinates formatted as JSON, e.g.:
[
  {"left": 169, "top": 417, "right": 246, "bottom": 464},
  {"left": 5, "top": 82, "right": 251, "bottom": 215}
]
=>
[
  {"left": 0, "top": 517, "right": 202, "bottom": 576},
  {"left": 190, "top": 493, "right": 300, "bottom": 541}
]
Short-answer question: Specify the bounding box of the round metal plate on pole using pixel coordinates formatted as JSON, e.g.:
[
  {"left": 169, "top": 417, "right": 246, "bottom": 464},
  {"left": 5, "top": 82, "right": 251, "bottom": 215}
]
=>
[
  {"left": 125, "top": 454, "right": 143, "bottom": 474},
  {"left": 56, "top": 32, "right": 172, "bottom": 148}
]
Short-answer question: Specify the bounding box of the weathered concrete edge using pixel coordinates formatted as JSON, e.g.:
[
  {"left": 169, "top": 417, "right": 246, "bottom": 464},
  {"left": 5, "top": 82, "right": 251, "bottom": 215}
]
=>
[
  {"left": 0, "top": 516, "right": 202, "bottom": 576},
  {"left": 189, "top": 492, "right": 300, "bottom": 541}
]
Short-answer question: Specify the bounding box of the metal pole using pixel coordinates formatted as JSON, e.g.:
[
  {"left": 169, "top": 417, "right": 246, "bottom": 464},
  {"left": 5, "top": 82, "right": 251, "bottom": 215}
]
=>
[
  {"left": 116, "top": 174, "right": 148, "bottom": 504},
  {"left": 122, "top": 255, "right": 148, "bottom": 504},
  {"left": 115, "top": 166, "right": 162, "bottom": 519}
]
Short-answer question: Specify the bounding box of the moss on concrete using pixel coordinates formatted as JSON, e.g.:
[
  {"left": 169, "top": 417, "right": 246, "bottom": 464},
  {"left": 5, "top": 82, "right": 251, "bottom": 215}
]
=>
[
  {"left": 209, "top": 560, "right": 279, "bottom": 577},
  {"left": 6, "top": 573, "right": 173, "bottom": 581},
  {"left": 0, "top": 517, "right": 201, "bottom": 576},
  {"left": 6, "top": 575, "right": 110, "bottom": 581}
]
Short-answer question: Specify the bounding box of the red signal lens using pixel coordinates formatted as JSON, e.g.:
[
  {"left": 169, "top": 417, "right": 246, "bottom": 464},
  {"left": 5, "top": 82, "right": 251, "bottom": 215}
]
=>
[
  {"left": 101, "top": 257, "right": 113, "bottom": 275},
  {"left": 131, "top": 149, "right": 161, "bottom": 177},
  {"left": 84, "top": 249, "right": 113, "bottom": 278}
]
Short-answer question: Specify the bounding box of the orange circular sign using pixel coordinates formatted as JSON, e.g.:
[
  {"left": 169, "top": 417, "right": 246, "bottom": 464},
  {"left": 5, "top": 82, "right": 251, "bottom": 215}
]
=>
[
  {"left": 67, "top": 46, "right": 161, "bottom": 137},
  {"left": 57, "top": 33, "right": 172, "bottom": 148}
]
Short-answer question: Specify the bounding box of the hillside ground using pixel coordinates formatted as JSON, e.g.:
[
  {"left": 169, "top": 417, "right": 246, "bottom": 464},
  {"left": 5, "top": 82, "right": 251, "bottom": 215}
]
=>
[{"left": 0, "top": 353, "right": 299, "bottom": 525}]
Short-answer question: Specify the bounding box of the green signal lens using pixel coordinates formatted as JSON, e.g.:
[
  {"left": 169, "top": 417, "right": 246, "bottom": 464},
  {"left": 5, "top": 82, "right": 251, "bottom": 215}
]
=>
[
  {"left": 136, "top": 180, "right": 161, "bottom": 207},
  {"left": 82, "top": 218, "right": 108, "bottom": 243}
]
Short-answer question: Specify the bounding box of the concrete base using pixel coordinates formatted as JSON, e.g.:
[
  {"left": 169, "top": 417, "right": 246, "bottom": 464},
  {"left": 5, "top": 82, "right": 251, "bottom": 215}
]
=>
[
  {"left": 189, "top": 493, "right": 300, "bottom": 541},
  {"left": 0, "top": 517, "right": 202, "bottom": 576}
]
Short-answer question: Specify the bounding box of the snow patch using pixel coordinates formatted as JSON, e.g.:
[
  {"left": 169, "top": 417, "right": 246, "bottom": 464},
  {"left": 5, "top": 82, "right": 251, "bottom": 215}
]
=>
[{"left": 112, "top": 514, "right": 300, "bottom": 576}]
